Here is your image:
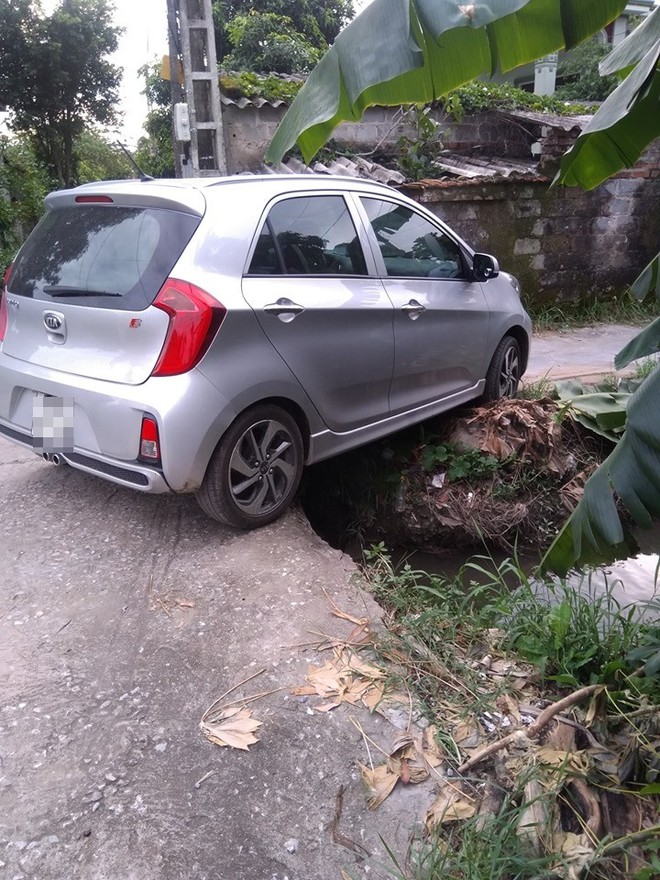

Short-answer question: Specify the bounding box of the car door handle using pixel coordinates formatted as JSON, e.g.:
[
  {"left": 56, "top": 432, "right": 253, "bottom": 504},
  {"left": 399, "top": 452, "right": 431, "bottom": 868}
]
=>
[
  {"left": 263, "top": 299, "right": 305, "bottom": 319},
  {"left": 401, "top": 299, "right": 426, "bottom": 320}
]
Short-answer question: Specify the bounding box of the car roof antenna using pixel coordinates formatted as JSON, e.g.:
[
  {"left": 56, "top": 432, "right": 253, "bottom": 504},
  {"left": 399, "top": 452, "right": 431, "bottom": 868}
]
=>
[{"left": 115, "top": 141, "right": 155, "bottom": 182}]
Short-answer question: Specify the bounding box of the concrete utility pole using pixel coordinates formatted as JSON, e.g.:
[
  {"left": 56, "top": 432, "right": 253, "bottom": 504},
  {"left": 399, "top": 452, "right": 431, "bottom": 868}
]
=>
[{"left": 166, "top": 0, "right": 227, "bottom": 177}]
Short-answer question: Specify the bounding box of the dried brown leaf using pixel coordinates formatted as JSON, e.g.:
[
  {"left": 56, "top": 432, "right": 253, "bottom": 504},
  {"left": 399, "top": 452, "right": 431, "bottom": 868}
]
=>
[
  {"left": 359, "top": 762, "right": 399, "bottom": 810},
  {"left": 290, "top": 684, "right": 317, "bottom": 696},
  {"left": 200, "top": 706, "right": 262, "bottom": 751},
  {"left": 425, "top": 787, "right": 476, "bottom": 832},
  {"left": 315, "top": 701, "right": 341, "bottom": 713},
  {"left": 421, "top": 725, "right": 445, "bottom": 767},
  {"left": 552, "top": 831, "right": 595, "bottom": 880},
  {"left": 361, "top": 683, "right": 409, "bottom": 716},
  {"left": 306, "top": 660, "right": 344, "bottom": 697}
]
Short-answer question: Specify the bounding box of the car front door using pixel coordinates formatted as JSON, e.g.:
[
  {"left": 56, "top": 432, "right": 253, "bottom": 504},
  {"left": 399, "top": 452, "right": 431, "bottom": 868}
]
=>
[
  {"left": 241, "top": 193, "right": 394, "bottom": 433},
  {"left": 358, "top": 196, "right": 491, "bottom": 416}
]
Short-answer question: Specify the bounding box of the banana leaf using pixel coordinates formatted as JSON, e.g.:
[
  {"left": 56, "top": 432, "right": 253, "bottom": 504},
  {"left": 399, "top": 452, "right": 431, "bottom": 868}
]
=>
[
  {"left": 615, "top": 314, "right": 660, "bottom": 369},
  {"left": 542, "top": 366, "right": 660, "bottom": 575},
  {"left": 555, "top": 387, "right": 630, "bottom": 444},
  {"left": 613, "top": 252, "right": 660, "bottom": 369},
  {"left": 600, "top": 4, "right": 660, "bottom": 76},
  {"left": 265, "top": 0, "right": 627, "bottom": 164},
  {"left": 554, "top": 30, "right": 660, "bottom": 190}
]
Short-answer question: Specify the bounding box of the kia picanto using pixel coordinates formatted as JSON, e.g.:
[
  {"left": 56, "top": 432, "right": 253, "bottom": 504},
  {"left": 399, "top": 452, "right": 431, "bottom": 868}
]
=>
[{"left": 0, "top": 175, "right": 532, "bottom": 528}]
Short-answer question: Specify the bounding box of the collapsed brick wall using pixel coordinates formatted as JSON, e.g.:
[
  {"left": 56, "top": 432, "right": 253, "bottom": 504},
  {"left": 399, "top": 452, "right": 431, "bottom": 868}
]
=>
[{"left": 401, "top": 165, "right": 660, "bottom": 305}]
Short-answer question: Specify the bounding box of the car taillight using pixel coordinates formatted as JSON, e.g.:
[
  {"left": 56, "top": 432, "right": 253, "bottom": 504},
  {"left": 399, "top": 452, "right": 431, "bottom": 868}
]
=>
[
  {"left": 152, "top": 279, "right": 226, "bottom": 377},
  {"left": 140, "top": 416, "right": 160, "bottom": 461},
  {"left": 75, "top": 195, "right": 114, "bottom": 203},
  {"left": 0, "top": 265, "right": 10, "bottom": 341},
  {"left": 0, "top": 294, "right": 7, "bottom": 342}
]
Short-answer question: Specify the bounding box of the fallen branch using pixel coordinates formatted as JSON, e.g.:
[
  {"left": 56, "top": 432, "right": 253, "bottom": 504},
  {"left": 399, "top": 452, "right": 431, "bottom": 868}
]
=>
[
  {"left": 457, "top": 684, "right": 603, "bottom": 775},
  {"left": 327, "top": 784, "right": 371, "bottom": 857}
]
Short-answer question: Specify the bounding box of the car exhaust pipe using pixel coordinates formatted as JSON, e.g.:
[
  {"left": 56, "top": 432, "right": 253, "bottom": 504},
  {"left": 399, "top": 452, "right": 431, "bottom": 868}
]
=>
[{"left": 42, "top": 452, "right": 63, "bottom": 465}]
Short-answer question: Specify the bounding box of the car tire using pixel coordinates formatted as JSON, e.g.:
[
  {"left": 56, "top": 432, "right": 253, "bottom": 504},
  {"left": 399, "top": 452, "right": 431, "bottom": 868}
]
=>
[
  {"left": 482, "top": 335, "right": 521, "bottom": 401},
  {"left": 197, "top": 404, "right": 304, "bottom": 529}
]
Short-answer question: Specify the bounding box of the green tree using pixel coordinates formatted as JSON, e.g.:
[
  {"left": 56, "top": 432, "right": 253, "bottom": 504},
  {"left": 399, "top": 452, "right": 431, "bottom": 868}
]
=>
[
  {"left": 224, "top": 12, "right": 321, "bottom": 74},
  {"left": 264, "top": 0, "right": 660, "bottom": 573},
  {"left": 134, "top": 107, "right": 175, "bottom": 178},
  {"left": 133, "top": 63, "right": 175, "bottom": 179},
  {"left": 555, "top": 37, "right": 619, "bottom": 101},
  {"left": 0, "top": 135, "right": 49, "bottom": 268},
  {"left": 75, "top": 131, "right": 134, "bottom": 183},
  {"left": 213, "top": 0, "right": 354, "bottom": 70},
  {"left": 0, "top": 0, "right": 121, "bottom": 187}
]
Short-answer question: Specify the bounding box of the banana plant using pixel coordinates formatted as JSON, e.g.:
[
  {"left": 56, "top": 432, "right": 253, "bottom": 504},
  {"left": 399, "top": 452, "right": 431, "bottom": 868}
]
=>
[
  {"left": 542, "top": 7, "right": 660, "bottom": 574},
  {"left": 264, "top": 0, "right": 627, "bottom": 165}
]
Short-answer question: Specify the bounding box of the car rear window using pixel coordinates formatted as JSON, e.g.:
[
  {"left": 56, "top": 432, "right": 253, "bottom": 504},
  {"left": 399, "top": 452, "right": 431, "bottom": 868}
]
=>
[{"left": 9, "top": 205, "right": 200, "bottom": 311}]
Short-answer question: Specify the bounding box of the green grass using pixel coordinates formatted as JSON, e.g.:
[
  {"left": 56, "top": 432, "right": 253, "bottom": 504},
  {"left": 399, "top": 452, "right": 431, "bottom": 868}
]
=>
[
  {"left": 366, "top": 546, "right": 657, "bottom": 690},
  {"left": 362, "top": 547, "right": 660, "bottom": 880},
  {"left": 529, "top": 296, "right": 659, "bottom": 332}
]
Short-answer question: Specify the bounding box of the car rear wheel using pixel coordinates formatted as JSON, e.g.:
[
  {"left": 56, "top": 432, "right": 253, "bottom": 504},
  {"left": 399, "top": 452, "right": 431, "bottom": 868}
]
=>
[
  {"left": 197, "top": 404, "right": 304, "bottom": 529},
  {"left": 483, "top": 335, "right": 521, "bottom": 401}
]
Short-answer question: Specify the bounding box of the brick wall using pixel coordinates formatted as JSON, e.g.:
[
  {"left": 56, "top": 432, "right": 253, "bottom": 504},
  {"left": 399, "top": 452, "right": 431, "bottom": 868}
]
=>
[{"left": 400, "top": 165, "right": 660, "bottom": 304}]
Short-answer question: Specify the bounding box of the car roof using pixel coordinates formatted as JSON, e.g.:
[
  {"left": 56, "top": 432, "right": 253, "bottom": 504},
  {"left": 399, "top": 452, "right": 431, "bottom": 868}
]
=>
[
  {"left": 68, "top": 173, "right": 402, "bottom": 198},
  {"left": 45, "top": 174, "right": 410, "bottom": 218}
]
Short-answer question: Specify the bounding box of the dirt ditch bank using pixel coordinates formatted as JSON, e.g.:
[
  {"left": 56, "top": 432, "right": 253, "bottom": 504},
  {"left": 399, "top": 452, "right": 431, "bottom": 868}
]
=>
[{"left": 302, "top": 397, "right": 609, "bottom": 561}]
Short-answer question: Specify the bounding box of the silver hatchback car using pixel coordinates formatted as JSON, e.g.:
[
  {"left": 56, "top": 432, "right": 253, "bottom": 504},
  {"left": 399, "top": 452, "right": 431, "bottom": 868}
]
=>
[{"left": 0, "top": 175, "right": 531, "bottom": 528}]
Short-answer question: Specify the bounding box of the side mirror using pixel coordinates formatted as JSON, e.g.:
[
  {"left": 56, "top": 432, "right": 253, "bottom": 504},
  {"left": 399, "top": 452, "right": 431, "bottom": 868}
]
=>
[{"left": 472, "top": 253, "right": 500, "bottom": 282}]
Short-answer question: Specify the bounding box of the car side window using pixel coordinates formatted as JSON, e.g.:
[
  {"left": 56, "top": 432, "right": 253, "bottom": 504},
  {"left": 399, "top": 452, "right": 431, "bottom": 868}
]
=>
[
  {"left": 247, "top": 195, "right": 368, "bottom": 276},
  {"left": 360, "top": 197, "right": 465, "bottom": 280}
]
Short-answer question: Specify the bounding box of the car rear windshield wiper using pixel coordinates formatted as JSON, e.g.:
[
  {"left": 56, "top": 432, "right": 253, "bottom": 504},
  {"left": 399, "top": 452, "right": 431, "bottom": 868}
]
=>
[{"left": 44, "top": 285, "right": 122, "bottom": 297}]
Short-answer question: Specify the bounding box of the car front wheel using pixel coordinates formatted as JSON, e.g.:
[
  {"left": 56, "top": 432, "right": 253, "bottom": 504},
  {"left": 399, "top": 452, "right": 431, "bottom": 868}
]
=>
[
  {"left": 483, "top": 335, "right": 521, "bottom": 401},
  {"left": 197, "top": 405, "right": 304, "bottom": 529}
]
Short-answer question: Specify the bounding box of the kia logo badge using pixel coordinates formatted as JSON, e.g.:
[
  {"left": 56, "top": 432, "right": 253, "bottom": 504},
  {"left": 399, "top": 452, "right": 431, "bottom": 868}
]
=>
[{"left": 44, "top": 312, "right": 63, "bottom": 331}]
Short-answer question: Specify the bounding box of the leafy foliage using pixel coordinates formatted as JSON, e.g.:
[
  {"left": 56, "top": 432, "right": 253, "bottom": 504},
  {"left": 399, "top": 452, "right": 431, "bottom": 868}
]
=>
[
  {"left": 443, "top": 80, "right": 590, "bottom": 118},
  {"left": 421, "top": 442, "right": 502, "bottom": 483},
  {"left": 554, "top": 36, "right": 619, "bottom": 101},
  {"left": 213, "top": 0, "right": 353, "bottom": 70},
  {"left": 0, "top": 136, "right": 49, "bottom": 269},
  {"left": 0, "top": 0, "right": 121, "bottom": 187},
  {"left": 220, "top": 71, "right": 304, "bottom": 103},
  {"left": 75, "top": 131, "right": 134, "bottom": 184},
  {"left": 132, "top": 63, "right": 175, "bottom": 179},
  {"left": 396, "top": 106, "right": 445, "bottom": 181},
  {"left": 134, "top": 109, "right": 175, "bottom": 179},
  {"left": 542, "top": 7, "right": 660, "bottom": 573},
  {"left": 224, "top": 12, "right": 321, "bottom": 74}
]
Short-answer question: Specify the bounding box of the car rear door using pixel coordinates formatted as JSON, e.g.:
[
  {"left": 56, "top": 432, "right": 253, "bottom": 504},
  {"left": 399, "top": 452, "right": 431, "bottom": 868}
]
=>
[
  {"left": 241, "top": 193, "right": 394, "bottom": 434},
  {"left": 357, "top": 196, "right": 491, "bottom": 415}
]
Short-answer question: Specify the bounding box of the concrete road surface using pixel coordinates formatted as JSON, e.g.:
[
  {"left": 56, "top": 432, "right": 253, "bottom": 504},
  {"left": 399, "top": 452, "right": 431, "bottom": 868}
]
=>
[
  {"left": 0, "top": 441, "right": 432, "bottom": 880},
  {"left": 526, "top": 323, "right": 645, "bottom": 381}
]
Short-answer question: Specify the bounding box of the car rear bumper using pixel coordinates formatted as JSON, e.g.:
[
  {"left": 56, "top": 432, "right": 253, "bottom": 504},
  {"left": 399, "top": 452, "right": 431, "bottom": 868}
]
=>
[
  {"left": 0, "top": 353, "right": 237, "bottom": 493},
  {"left": 0, "top": 419, "right": 172, "bottom": 492}
]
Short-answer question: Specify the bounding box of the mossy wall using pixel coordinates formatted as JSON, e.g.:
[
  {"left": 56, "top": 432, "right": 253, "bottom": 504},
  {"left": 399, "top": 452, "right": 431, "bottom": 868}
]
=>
[{"left": 401, "top": 166, "right": 660, "bottom": 306}]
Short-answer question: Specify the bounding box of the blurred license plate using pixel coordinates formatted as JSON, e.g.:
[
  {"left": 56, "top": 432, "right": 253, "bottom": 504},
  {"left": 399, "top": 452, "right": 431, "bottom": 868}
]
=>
[{"left": 32, "top": 393, "right": 74, "bottom": 453}]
